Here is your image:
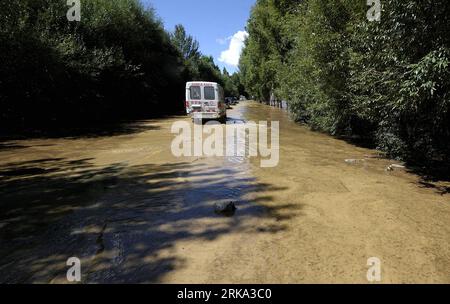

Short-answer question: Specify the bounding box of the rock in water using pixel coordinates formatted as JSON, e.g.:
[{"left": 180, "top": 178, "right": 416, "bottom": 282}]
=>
[
  {"left": 345, "top": 159, "right": 364, "bottom": 164},
  {"left": 214, "top": 202, "right": 237, "bottom": 216},
  {"left": 386, "top": 164, "right": 406, "bottom": 171},
  {"left": 390, "top": 164, "right": 405, "bottom": 169}
]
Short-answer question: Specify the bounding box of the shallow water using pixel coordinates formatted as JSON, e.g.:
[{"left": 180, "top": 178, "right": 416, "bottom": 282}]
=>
[{"left": 0, "top": 102, "right": 449, "bottom": 283}]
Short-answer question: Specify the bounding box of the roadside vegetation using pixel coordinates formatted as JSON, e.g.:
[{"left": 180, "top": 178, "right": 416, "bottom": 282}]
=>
[
  {"left": 239, "top": 0, "right": 450, "bottom": 167},
  {"left": 0, "top": 0, "right": 241, "bottom": 130},
  {"left": 2, "top": 0, "right": 449, "bottom": 169}
]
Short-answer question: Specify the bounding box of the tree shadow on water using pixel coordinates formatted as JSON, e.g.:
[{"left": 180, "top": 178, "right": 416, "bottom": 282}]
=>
[
  {"left": 0, "top": 120, "right": 164, "bottom": 141},
  {"left": 0, "top": 142, "right": 29, "bottom": 151},
  {"left": 0, "top": 157, "right": 295, "bottom": 283},
  {"left": 405, "top": 161, "right": 450, "bottom": 196}
]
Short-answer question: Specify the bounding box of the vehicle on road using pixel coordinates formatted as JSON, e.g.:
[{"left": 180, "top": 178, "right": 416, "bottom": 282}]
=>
[
  {"left": 185, "top": 82, "right": 227, "bottom": 123},
  {"left": 225, "top": 97, "right": 238, "bottom": 105},
  {"left": 224, "top": 97, "right": 233, "bottom": 109}
]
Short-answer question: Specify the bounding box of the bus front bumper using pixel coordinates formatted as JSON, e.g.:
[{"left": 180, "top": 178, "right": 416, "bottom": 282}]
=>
[{"left": 192, "top": 112, "right": 222, "bottom": 120}]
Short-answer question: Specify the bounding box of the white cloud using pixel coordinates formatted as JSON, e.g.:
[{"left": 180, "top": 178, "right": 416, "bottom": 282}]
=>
[
  {"left": 216, "top": 37, "right": 231, "bottom": 45},
  {"left": 218, "top": 30, "right": 249, "bottom": 67}
]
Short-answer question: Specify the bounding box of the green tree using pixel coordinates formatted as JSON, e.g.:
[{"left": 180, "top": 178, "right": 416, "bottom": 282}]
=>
[
  {"left": 239, "top": 0, "right": 450, "bottom": 165},
  {"left": 0, "top": 0, "right": 187, "bottom": 128},
  {"left": 171, "top": 24, "right": 200, "bottom": 61}
]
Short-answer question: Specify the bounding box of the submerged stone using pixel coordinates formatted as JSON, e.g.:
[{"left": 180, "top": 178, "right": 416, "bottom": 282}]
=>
[{"left": 214, "top": 202, "right": 237, "bottom": 216}]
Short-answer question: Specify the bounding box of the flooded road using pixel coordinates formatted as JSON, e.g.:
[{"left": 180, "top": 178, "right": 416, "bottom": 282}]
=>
[{"left": 0, "top": 102, "right": 449, "bottom": 283}]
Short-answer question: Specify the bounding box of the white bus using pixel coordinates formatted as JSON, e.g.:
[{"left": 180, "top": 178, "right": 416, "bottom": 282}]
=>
[{"left": 185, "top": 82, "right": 227, "bottom": 123}]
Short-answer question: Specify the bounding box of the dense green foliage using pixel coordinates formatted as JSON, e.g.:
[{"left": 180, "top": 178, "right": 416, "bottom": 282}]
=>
[
  {"left": 0, "top": 0, "right": 239, "bottom": 129},
  {"left": 169, "top": 24, "right": 244, "bottom": 98},
  {"left": 240, "top": 0, "right": 450, "bottom": 164}
]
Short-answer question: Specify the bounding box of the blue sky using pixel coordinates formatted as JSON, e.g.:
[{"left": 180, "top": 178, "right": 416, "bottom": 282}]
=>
[{"left": 140, "top": 0, "right": 255, "bottom": 73}]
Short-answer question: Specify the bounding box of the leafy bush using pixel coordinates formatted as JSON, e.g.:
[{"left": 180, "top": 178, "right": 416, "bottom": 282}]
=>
[
  {"left": 0, "top": 1, "right": 182, "bottom": 128},
  {"left": 240, "top": 0, "right": 450, "bottom": 164}
]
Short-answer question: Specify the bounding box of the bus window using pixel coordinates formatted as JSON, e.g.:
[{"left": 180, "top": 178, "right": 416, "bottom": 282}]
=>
[
  {"left": 204, "top": 86, "right": 216, "bottom": 100},
  {"left": 190, "top": 86, "right": 201, "bottom": 100}
]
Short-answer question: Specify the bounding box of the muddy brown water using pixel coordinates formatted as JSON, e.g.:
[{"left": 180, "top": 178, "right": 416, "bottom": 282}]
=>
[{"left": 0, "top": 102, "right": 449, "bottom": 283}]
